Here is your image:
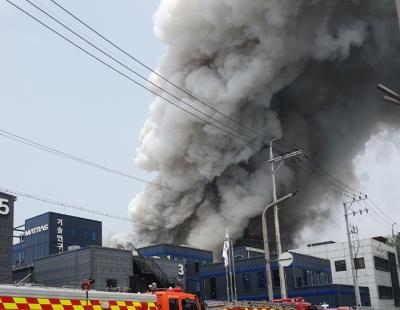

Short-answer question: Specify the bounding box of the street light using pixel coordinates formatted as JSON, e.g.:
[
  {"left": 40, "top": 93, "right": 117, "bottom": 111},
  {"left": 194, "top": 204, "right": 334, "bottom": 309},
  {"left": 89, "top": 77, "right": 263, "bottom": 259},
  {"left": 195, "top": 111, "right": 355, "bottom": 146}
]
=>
[
  {"left": 392, "top": 222, "right": 398, "bottom": 238},
  {"left": 262, "top": 191, "right": 298, "bottom": 301},
  {"left": 377, "top": 84, "right": 400, "bottom": 106}
]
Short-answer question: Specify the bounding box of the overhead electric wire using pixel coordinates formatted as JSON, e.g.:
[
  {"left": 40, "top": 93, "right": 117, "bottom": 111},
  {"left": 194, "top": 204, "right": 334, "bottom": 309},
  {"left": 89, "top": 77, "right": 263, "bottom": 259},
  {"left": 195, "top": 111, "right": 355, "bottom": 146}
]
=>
[
  {"left": 293, "top": 158, "right": 352, "bottom": 196},
  {"left": 21, "top": 0, "right": 265, "bottom": 147},
  {"left": 291, "top": 159, "right": 397, "bottom": 233},
  {"left": 366, "top": 198, "right": 395, "bottom": 224},
  {"left": 0, "top": 128, "right": 165, "bottom": 187},
  {"left": 0, "top": 128, "right": 266, "bottom": 213},
  {"left": 0, "top": 185, "right": 272, "bottom": 244},
  {"left": 7, "top": 0, "right": 396, "bottom": 231},
  {"left": 48, "top": 0, "right": 268, "bottom": 141},
  {"left": 9, "top": 0, "right": 368, "bottom": 199},
  {"left": 363, "top": 200, "right": 396, "bottom": 228},
  {"left": 6, "top": 0, "right": 263, "bottom": 148}
]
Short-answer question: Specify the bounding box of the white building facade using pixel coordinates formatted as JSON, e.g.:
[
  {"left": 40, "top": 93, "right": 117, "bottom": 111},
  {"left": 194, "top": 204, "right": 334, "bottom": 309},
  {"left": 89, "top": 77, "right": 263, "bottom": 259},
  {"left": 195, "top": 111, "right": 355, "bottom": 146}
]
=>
[{"left": 294, "top": 238, "right": 400, "bottom": 310}]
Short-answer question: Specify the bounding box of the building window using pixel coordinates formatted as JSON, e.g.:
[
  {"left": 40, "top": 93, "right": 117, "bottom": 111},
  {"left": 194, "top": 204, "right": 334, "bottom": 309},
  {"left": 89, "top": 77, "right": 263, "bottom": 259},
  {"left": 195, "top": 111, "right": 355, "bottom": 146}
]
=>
[
  {"left": 316, "top": 271, "right": 321, "bottom": 285},
  {"left": 378, "top": 285, "right": 394, "bottom": 299},
  {"left": 374, "top": 256, "right": 390, "bottom": 272},
  {"left": 272, "top": 270, "right": 280, "bottom": 287},
  {"left": 303, "top": 270, "right": 309, "bottom": 287},
  {"left": 91, "top": 231, "right": 97, "bottom": 241},
  {"left": 256, "top": 271, "right": 265, "bottom": 288},
  {"left": 309, "top": 270, "right": 315, "bottom": 286},
  {"left": 320, "top": 272, "right": 326, "bottom": 285},
  {"left": 354, "top": 257, "right": 365, "bottom": 269},
  {"left": 335, "top": 260, "right": 347, "bottom": 272},
  {"left": 296, "top": 276, "right": 302, "bottom": 288},
  {"left": 106, "top": 279, "right": 117, "bottom": 288},
  {"left": 83, "top": 229, "right": 88, "bottom": 240},
  {"left": 242, "top": 273, "right": 251, "bottom": 290},
  {"left": 69, "top": 228, "right": 76, "bottom": 239},
  {"left": 195, "top": 260, "right": 199, "bottom": 273},
  {"left": 209, "top": 278, "right": 217, "bottom": 299}
]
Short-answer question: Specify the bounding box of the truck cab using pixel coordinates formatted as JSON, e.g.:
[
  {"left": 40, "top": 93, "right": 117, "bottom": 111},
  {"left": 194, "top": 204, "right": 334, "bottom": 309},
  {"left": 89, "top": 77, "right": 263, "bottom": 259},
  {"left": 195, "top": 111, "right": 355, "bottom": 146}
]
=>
[{"left": 154, "top": 288, "right": 201, "bottom": 310}]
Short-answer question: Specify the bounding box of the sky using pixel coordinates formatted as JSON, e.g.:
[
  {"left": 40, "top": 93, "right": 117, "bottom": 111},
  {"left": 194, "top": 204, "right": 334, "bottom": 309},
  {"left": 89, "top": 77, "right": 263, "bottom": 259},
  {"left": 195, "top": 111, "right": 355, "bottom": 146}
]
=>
[
  {"left": 0, "top": 0, "right": 164, "bottom": 243},
  {"left": 1, "top": 0, "right": 399, "bottom": 249}
]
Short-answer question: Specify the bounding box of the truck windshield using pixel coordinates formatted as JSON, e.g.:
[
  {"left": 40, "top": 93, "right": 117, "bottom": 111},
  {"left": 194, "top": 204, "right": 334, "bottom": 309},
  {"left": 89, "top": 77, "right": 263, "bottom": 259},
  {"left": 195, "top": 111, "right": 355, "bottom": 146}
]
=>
[
  {"left": 182, "top": 299, "right": 198, "bottom": 310},
  {"left": 169, "top": 298, "right": 179, "bottom": 310}
]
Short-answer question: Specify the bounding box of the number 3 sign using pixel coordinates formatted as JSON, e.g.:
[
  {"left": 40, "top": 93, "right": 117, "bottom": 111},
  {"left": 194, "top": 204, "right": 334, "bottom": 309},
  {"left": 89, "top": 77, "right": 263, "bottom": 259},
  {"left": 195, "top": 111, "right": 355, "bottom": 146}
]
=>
[{"left": 0, "top": 198, "right": 10, "bottom": 216}]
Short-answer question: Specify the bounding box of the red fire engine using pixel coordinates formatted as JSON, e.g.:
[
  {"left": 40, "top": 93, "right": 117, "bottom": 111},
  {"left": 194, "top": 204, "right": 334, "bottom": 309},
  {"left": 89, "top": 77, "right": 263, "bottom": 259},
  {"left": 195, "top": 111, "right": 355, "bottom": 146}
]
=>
[{"left": 0, "top": 284, "right": 311, "bottom": 310}]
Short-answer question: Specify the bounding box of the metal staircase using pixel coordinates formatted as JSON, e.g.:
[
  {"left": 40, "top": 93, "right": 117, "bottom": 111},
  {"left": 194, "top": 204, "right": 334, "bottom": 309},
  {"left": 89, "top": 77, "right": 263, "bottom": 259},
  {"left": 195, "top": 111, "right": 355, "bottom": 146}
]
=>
[{"left": 124, "top": 242, "right": 179, "bottom": 288}]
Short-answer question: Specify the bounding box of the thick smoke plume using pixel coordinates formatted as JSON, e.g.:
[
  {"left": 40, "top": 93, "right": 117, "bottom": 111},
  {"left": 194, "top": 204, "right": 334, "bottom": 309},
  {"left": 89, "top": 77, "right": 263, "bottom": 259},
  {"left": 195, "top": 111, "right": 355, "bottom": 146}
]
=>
[{"left": 128, "top": 0, "right": 400, "bottom": 251}]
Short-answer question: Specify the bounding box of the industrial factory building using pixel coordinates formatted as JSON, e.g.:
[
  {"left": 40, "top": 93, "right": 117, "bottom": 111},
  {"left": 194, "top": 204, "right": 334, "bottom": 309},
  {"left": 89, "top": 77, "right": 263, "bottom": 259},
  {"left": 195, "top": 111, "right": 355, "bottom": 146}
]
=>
[
  {"left": 0, "top": 191, "right": 16, "bottom": 284},
  {"left": 137, "top": 243, "right": 213, "bottom": 294},
  {"left": 199, "top": 247, "right": 370, "bottom": 308},
  {"left": 295, "top": 237, "right": 400, "bottom": 310},
  {"left": 9, "top": 210, "right": 186, "bottom": 291},
  {"left": 13, "top": 212, "right": 102, "bottom": 269},
  {"left": 34, "top": 246, "right": 133, "bottom": 290},
  {"left": 3, "top": 200, "right": 396, "bottom": 309}
]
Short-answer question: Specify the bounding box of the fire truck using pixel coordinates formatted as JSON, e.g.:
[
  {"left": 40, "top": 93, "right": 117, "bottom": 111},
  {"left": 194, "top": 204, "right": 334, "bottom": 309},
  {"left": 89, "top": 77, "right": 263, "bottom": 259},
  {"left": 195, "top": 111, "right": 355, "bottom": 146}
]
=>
[{"left": 0, "top": 284, "right": 312, "bottom": 310}]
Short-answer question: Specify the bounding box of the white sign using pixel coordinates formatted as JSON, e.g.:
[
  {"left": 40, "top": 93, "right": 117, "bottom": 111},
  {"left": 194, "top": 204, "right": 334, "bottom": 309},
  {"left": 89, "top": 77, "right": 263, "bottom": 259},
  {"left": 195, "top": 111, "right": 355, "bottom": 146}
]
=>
[
  {"left": 25, "top": 224, "right": 49, "bottom": 236},
  {"left": 0, "top": 198, "right": 10, "bottom": 216},
  {"left": 278, "top": 252, "right": 294, "bottom": 267},
  {"left": 56, "top": 218, "right": 64, "bottom": 253}
]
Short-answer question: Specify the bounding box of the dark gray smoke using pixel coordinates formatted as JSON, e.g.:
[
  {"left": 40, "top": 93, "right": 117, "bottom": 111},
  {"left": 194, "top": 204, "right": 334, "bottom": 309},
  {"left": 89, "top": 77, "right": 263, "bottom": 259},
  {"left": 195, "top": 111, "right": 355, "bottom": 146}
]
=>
[{"left": 123, "top": 0, "right": 400, "bottom": 251}]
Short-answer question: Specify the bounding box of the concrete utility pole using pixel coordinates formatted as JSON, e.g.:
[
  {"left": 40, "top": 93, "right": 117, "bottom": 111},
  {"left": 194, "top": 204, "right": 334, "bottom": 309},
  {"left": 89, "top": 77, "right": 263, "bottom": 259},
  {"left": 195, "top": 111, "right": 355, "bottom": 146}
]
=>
[
  {"left": 343, "top": 194, "right": 367, "bottom": 307},
  {"left": 396, "top": 0, "right": 400, "bottom": 31},
  {"left": 262, "top": 192, "right": 297, "bottom": 301},
  {"left": 268, "top": 138, "right": 302, "bottom": 299}
]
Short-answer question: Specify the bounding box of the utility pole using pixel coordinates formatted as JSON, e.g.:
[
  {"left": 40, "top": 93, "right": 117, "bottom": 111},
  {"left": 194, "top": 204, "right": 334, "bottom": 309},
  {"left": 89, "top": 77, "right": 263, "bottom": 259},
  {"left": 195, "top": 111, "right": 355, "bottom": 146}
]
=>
[
  {"left": 343, "top": 194, "right": 367, "bottom": 307},
  {"left": 262, "top": 192, "right": 297, "bottom": 301},
  {"left": 392, "top": 223, "right": 398, "bottom": 260},
  {"left": 268, "top": 138, "right": 302, "bottom": 299},
  {"left": 396, "top": 0, "right": 400, "bottom": 31}
]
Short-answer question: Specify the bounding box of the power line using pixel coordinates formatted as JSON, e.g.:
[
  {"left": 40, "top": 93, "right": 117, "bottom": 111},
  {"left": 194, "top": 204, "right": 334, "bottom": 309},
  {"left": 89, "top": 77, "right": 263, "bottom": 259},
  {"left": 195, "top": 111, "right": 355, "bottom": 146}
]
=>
[
  {"left": 7, "top": 0, "right": 396, "bottom": 234},
  {"left": 48, "top": 0, "right": 268, "bottom": 141},
  {"left": 0, "top": 128, "right": 269, "bottom": 213},
  {"left": 8, "top": 0, "right": 370, "bottom": 201},
  {"left": 291, "top": 159, "right": 396, "bottom": 232},
  {"left": 0, "top": 185, "right": 272, "bottom": 244},
  {"left": 294, "top": 158, "right": 353, "bottom": 196},
  {"left": 363, "top": 200, "right": 396, "bottom": 229},
  {"left": 10, "top": 0, "right": 265, "bottom": 149},
  {"left": 6, "top": 0, "right": 263, "bottom": 148},
  {"left": 0, "top": 128, "right": 165, "bottom": 188},
  {"left": 366, "top": 198, "right": 396, "bottom": 224}
]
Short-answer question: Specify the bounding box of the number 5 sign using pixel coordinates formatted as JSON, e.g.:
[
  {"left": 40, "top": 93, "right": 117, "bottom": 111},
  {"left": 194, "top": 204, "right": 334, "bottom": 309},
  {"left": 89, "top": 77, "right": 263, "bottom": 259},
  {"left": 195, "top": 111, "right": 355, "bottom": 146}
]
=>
[{"left": 0, "top": 198, "right": 10, "bottom": 216}]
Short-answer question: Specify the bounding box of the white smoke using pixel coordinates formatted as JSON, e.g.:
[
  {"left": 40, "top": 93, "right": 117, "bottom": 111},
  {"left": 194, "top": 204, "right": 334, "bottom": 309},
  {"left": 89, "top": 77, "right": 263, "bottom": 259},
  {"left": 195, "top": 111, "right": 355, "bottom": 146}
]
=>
[{"left": 127, "top": 0, "right": 398, "bottom": 251}]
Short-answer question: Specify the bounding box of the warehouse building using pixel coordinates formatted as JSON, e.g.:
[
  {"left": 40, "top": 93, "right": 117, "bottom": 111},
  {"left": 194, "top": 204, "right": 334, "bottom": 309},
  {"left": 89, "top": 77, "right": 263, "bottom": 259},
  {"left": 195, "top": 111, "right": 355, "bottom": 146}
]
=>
[
  {"left": 137, "top": 243, "right": 213, "bottom": 294},
  {"left": 34, "top": 246, "right": 132, "bottom": 290},
  {"left": 294, "top": 237, "right": 400, "bottom": 310},
  {"left": 13, "top": 212, "right": 102, "bottom": 268},
  {"left": 199, "top": 248, "right": 370, "bottom": 308},
  {"left": 0, "top": 191, "right": 16, "bottom": 284},
  {"left": 32, "top": 245, "right": 185, "bottom": 292}
]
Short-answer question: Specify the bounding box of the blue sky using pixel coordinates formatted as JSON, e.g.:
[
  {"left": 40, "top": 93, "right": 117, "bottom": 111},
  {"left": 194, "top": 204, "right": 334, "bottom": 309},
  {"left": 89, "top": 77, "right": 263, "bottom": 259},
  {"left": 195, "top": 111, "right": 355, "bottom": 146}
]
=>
[{"left": 0, "top": 0, "right": 164, "bottom": 242}]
